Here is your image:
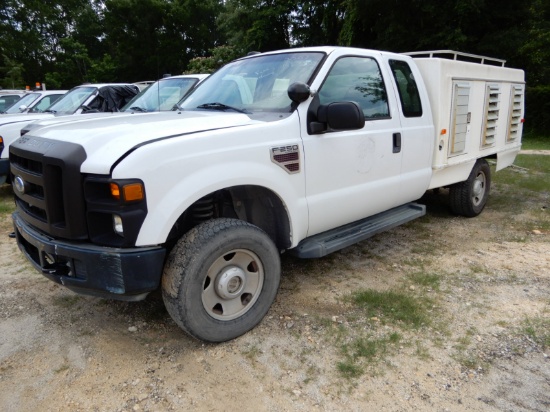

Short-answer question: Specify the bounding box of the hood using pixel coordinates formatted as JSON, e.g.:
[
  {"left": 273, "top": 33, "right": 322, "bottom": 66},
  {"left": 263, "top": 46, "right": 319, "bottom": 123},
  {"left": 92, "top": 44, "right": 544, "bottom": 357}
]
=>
[
  {"left": 22, "top": 112, "right": 133, "bottom": 134},
  {"left": 26, "top": 110, "right": 258, "bottom": 172},
  {"left": 0, "top": 113, "right": 53, "bottom": 127}
]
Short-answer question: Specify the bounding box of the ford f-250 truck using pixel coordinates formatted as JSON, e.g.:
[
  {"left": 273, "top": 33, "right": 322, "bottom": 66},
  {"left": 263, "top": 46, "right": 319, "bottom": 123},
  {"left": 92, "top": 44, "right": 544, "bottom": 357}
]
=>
[{"left": 9, "top": 47, "right": 524, "bottom": 342}]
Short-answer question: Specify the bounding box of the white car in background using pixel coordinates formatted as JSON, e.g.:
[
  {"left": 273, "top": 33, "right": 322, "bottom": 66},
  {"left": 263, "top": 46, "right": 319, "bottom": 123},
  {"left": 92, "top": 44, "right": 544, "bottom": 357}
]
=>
[
  {"left": 20, "top": 74, "right": 209, "bottom": 136},
  {"left": 0, "top": 83, "right": 139, "bottom": 184},
  {"left": 1, "top": 75, "right": 208, "bottom": 184},
  {"left": 1, "top": 90, "right": 67, "bottom": 115},
  {"left": 0, "top": 93, "right": 23, "bottom": 112}
]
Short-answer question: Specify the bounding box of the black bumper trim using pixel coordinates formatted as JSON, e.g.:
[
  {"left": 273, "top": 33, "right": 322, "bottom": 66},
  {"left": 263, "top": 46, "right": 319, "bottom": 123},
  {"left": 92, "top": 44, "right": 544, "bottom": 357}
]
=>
[{"left": 13, "top": 212, "right": 166, "bottom": 301}]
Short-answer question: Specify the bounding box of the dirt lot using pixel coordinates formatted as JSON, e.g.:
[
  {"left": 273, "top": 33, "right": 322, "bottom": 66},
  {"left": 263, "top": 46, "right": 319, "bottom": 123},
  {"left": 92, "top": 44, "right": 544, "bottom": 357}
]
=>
[{"left": 0, "top": 162, "right": 548, "bottom": 412}]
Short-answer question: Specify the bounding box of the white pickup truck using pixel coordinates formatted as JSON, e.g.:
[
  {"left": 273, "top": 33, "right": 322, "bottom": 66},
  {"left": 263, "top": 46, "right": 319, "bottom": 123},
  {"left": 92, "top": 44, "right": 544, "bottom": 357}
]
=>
[{"left": 10, "top": 47, "right": 524, "bottom": 342}]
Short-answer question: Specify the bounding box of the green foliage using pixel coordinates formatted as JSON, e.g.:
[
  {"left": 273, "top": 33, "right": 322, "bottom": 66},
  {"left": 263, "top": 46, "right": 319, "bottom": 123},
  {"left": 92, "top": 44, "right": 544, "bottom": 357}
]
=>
[
  {"left": 525, "top": 85, "right": 550, "bottom": 133},
  {"left": 0, "top": 0, "right": 547, "bottom": 101},
  {"left": 219, "top": 0, "right": 295, "bottom": 53},
  {"left": 103, "top": 0, "right": 223, "bottom": 81},
  {"left": 519, "top": 0, "right": 550, "bottom": 86},
  {"left": 0, "top": 55, "right": 25, "bottom": 89},
  {"left": 44, "top": 73, "right": 64, "bottom": 90},
  {"left": 88, "top": 54, "right": 118, "bottom": 83},
  {"left": 185, "top": 46, "right": 241, "bottom": 74}
]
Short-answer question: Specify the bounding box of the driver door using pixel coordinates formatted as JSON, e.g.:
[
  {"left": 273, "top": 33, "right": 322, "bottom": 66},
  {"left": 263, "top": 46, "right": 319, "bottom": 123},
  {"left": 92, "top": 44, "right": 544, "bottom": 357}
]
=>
[{"left": 300, "top": 53, "right": 406, "bottom": 236}]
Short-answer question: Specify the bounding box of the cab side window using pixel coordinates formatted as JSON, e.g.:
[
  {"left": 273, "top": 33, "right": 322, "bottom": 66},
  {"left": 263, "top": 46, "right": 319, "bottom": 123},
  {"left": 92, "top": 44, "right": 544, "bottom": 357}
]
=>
[
  {"left": 389, "top": 60, "right": 422, "bottom": 117},
  {"left": 30, "top": 95, "right": 62, "bottom": 112},
  {"left": 318, "top": 56, "right": 390, "bottom": 120}
]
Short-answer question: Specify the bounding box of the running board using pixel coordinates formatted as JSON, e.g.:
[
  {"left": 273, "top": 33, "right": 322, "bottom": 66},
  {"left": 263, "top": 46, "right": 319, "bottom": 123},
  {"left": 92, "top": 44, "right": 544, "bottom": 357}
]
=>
[{"left": 290, "top": 203, "right": 426, "bottom": 258}]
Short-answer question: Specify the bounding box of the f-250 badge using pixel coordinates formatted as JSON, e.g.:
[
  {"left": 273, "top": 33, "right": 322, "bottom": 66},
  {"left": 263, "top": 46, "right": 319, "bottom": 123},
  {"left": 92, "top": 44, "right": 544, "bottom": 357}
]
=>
[{"left": 270, "top": 145, "right": 300, "bottom": 174}]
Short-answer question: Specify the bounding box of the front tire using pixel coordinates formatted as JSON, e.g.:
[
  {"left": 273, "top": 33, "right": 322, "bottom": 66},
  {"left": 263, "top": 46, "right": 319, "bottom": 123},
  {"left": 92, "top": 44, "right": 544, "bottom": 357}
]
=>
[
  {"left": 162, "top": 218, "right": 281, "bottom": 342},
  {"left": 449, "top": 159, "right": 491, "bottom": 217}
]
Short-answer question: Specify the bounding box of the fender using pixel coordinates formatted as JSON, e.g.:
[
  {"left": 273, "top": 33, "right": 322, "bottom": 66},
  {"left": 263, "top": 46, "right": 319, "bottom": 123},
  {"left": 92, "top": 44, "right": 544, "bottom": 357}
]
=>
[{"left": 109, "top": 114, "right": 309, "bottom": 247}]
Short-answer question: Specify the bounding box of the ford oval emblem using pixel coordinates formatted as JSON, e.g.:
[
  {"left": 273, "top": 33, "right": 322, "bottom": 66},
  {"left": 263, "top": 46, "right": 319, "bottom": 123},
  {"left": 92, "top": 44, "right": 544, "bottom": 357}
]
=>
[{"left": 13, "top": 176, "right": 26, "bottom": 194}]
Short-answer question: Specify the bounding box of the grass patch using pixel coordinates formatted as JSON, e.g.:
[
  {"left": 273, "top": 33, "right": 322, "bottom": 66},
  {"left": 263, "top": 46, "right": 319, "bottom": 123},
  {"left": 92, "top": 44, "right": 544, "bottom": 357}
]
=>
[
  {"left": 0, "top": 185, "right": 15, "bottom": 216},
  {"left": 401, "top": 256, "right": 430, "bottom": 270},
  {"left": 318, "top": 298, "right": 417, "bottom": 380},
  {"left": 54, "top": 364, "right": 70, "bottom": 374},
  {"left": 242, "top": 345, "right": 261, "bottom": 362},
  {"left": 410, "top": 241, "right": 439, "bottom": 255},
  {"left": 337, "top": 332, "right": 402, "bottom": 379},
  {"left": 337, "top": 360, "right": 363, "bottom": 379},
  {"left": 349, "top": 289, "right": 430, "bottom": 328},
  {"left": 408, "top": 272, "right": 441, "bottom": 291},
  {"left": 521, "top": 132, "right": 550, "bottom": 150},
  {"left": 414, "top": 341, "right": 432, "bottom": 360},
  {"left": 53, "top": 295, "right": 81, "bottom": 308},
  {"left": 523, "top": 316, "right": 550, "bottom": 348},
  {"left": 493, "top": 154, "right": 550, "bottom": 195},
  {"left": 454, "top": 354, "right": 480, "bottom": 370}
]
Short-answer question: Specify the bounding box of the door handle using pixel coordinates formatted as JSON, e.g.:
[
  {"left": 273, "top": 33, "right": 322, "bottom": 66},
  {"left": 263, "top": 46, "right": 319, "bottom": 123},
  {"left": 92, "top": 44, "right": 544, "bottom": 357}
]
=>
[{"left": 393, "top": 132, "right": 401, "bottom": 153}]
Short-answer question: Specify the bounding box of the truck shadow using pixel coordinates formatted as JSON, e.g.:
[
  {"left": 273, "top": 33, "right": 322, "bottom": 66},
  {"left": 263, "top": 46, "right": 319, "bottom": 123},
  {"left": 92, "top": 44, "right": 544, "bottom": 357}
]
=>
[{"left": 417, "top": 188, "right": 454, "bottom": 218}]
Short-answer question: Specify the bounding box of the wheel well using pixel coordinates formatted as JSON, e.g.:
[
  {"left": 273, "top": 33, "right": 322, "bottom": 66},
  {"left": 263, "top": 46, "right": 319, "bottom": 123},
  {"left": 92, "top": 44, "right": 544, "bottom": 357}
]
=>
[{"left": 166, "top": 185, "right": 291, "bottom": 252}]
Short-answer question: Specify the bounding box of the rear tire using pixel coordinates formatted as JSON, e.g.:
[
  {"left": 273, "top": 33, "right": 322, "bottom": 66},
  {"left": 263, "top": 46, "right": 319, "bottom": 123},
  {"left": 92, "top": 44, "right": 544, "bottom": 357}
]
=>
[
  {"left": 449, "top": 159, "right": 491, "bottom": 217},
  {"left": 162, "top": 218, "right": 280, "bottom": 342}
]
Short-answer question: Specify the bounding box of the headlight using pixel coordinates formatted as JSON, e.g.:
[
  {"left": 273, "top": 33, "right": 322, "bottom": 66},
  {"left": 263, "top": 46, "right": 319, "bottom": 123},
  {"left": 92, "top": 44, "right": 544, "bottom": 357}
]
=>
[
  {"left": 113, "top": 214, "right": 124, "bottom": 236},
  {"left": 84, "top": 176, "right": 148, "bottom": 247}
]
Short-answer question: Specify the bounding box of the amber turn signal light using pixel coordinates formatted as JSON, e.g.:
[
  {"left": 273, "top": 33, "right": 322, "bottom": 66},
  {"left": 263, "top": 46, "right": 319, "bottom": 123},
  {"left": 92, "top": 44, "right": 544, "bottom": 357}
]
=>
[{"left": 110, "top": 182, "right": 144, "bottom": 202}]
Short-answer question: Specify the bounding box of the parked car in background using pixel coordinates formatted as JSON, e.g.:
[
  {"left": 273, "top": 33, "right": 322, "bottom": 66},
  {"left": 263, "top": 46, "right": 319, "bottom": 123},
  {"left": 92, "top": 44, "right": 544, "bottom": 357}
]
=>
[
  {"left": 1, "top": 90, "right": 67, "bottom": 114},
  {"left": 0, "top": 93, "right": 23, "bottom": 112},
  {"left": 133, "top": 81, "right": 155, "bottom": 91},
  {"left": 125, "top": 74, "right": 209, "bottom": 112},
  {"left": 20, "top": 74, "right": 209, "bottom": 137},
  {"left": 0, "top": 83, "right": 139, "bottom": 184}
]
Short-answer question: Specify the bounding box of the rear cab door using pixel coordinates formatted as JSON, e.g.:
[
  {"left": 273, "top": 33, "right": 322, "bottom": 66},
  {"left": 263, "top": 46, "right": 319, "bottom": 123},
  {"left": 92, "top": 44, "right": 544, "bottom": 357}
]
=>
[{"left": 383, "top": 55, "right": 434, "bottom": 201}]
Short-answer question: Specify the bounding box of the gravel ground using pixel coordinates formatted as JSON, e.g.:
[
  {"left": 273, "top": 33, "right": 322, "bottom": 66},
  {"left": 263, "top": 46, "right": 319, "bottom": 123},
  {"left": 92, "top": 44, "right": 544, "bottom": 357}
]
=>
[{"left": 0, "top": 169, "right": 548, "bottom": 411}]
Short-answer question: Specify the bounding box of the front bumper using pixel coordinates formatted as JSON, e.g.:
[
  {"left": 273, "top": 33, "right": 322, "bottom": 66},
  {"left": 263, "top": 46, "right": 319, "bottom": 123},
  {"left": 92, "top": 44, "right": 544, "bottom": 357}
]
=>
[{"left": 13, "top": 211, "right": 166, "bottom": 301}]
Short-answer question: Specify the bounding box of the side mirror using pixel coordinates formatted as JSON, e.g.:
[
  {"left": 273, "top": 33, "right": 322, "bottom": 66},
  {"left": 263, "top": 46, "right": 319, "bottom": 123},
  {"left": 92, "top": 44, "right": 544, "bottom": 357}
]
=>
[
  {"left": 310, "top": 102, "right": 365, "bottom": 134},
  {"left": 18, "top": 105, "right": 28, "bottom": 112},
  {"left": 288, "top": 82, "right": 311, "bottom": 104}
]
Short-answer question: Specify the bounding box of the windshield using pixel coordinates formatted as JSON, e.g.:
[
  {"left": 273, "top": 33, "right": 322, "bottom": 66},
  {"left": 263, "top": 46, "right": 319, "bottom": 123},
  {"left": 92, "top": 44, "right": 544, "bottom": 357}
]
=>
[
  {"left": 46, "top": 86, "right": 97, "bottom": 115},
  {"left": 123, "top": 77, "right": 200, "bottom": 112},
  {"left": 27, "top": 94, "right": 64, "bottom": 113},
  {"left": 4, "top": 93, "right": 40, "bottom": 114},
  {"left": 179, "top": 52, "right": 325, "bottom": 113}
]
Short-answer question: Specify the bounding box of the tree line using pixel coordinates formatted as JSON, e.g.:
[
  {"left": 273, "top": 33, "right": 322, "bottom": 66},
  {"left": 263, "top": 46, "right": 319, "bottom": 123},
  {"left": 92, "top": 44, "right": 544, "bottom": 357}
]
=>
[{"left": 1, "top": 0, "right": 549, "bottom": 130}]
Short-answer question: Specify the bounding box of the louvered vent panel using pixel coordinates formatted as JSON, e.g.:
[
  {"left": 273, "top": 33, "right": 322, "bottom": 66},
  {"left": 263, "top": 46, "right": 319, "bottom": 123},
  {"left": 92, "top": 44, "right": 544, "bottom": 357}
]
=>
[
  {"left": 450, "top": 82, "right": 471, "bottom": 155},
  {"left": 482, "top": 84, "right": 500, "bottom": 147},
  {"left": 507, "top": 85, "right": 524, "bottom": 142}
]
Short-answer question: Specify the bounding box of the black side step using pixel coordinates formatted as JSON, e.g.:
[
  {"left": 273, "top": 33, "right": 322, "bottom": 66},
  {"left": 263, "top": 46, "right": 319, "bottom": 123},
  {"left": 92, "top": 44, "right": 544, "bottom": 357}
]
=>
[{"left": 290, "top": 203, "right": 426, "bottom": 258}]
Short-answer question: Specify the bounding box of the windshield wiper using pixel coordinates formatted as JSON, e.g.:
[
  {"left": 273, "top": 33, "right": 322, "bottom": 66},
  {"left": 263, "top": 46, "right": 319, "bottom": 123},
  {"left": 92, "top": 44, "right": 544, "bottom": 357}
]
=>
[
  {"left": 44, "top": 109, "right": 57, "bottom": 114},
  {"left": 196, "top": 102, "right": 248, "bottom": 114},
  {"left": 129, "top": 106, "right": 147, "bottom": 112}
]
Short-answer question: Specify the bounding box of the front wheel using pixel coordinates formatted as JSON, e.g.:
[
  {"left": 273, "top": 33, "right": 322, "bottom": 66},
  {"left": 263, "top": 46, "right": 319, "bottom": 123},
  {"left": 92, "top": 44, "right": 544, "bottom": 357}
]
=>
[
  {"left": 162, "top": 218, "right": 281, "bottom": 342},
  {"left": 449, "top": 159, "right": 491, "bottom": 217}
]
